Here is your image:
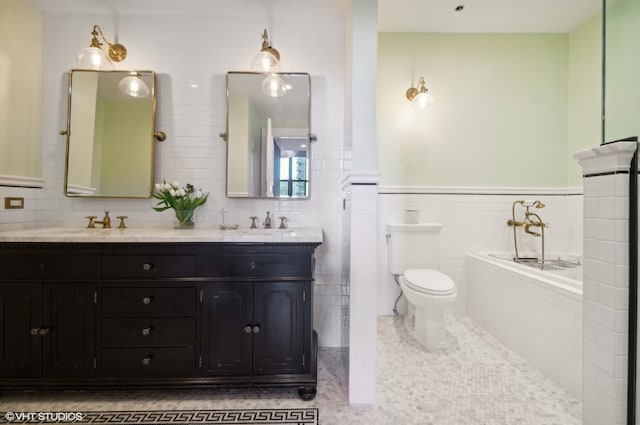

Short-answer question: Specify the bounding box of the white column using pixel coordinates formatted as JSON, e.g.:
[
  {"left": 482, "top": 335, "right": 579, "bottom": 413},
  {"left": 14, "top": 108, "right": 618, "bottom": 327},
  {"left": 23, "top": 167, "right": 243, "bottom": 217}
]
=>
[
  {"left": 574, "top": 141, "right": 637, "bottom": 425},
  {"left": 343, "top": 0, "right": 379, "bottom": 405}
]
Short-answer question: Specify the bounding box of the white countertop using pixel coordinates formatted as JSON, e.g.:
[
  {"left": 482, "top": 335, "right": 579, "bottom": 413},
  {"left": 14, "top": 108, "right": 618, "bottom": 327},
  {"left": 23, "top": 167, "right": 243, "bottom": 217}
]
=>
[{"left": 0, "top": 227, "right": 323, "bottom": 244}]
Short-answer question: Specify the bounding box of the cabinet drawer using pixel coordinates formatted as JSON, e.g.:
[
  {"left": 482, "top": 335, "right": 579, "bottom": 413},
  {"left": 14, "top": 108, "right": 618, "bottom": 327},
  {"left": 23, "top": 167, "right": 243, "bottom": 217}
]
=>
[
  {"left": 101, "top": 286, "right": 198, "bottom": 315},
  {"left": 200, "top": 254, "right": 312, "bottom": 278},
  {"left": 100, "top": 317, "right": 197, "bottom": 346},
  {"left": 101, "top": 255, "right": 196, "bottom": 278},
  {"left": 0, "top": 254, "right": 99, "bottom": 280},
  {"left": 99, "top": 347, "right": 196, "bottom": 377}
]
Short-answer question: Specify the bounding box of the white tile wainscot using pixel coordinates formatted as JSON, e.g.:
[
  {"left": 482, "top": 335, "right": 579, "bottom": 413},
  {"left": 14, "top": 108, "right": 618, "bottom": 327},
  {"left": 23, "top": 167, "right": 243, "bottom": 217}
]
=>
[
  {"left": 343, "top": 172, "right": 380, "bottom": 404},
  {"left": 574, "top": 141, "right": 637, "bottom": 425}
]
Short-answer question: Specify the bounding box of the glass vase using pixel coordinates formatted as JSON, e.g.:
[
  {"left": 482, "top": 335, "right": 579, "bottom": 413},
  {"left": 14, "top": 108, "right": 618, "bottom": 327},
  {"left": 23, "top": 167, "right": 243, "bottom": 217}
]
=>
[{"left": 174, "top": 209, "right": 195, "bottom": 229}]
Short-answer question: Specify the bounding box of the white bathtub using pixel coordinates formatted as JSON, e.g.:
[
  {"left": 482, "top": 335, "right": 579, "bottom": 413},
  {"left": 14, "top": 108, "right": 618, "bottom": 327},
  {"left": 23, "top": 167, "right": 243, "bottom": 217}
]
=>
[{"left": 466, "top": 252, "right": 583, "bottom": 399}]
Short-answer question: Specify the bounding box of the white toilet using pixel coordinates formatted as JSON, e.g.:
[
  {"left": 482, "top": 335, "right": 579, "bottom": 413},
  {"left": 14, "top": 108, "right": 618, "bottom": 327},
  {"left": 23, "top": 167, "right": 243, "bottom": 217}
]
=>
[{"left": 386, "top": 222, "right": 457, "bottom": 349}]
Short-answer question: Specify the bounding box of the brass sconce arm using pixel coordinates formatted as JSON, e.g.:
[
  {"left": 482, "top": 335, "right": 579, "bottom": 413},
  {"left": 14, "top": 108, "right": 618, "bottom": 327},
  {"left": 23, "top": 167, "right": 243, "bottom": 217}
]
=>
[{"left": 89, "top": 25, "right": 127, "bottom": 62}]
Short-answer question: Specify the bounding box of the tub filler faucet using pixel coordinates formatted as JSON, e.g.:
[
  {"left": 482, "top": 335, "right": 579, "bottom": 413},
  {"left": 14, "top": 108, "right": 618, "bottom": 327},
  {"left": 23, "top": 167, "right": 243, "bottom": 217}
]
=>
[{"left": 507, "top": 200, "right": 548, "bottom": 267}]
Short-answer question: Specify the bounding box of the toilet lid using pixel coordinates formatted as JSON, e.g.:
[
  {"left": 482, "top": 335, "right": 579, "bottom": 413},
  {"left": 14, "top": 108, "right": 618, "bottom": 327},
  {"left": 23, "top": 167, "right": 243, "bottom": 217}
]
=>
[{"left": 403, "top": 269, "right": 456, "bottom": 296}]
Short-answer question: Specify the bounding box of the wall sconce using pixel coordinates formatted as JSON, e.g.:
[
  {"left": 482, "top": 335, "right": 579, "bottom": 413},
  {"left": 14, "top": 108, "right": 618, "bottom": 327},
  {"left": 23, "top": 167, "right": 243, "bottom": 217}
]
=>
[
  {"left": 251, "top": 29, "right": 281, "bottom": 72},
  {"left": 75, "top": 25, "right": 127, "bottom": 70},
  {"left": 406, "top": 77, "right": 434, "bottom": 109},
  {"left": 119, "top": 72, "right": 150, "bottom": 98}
]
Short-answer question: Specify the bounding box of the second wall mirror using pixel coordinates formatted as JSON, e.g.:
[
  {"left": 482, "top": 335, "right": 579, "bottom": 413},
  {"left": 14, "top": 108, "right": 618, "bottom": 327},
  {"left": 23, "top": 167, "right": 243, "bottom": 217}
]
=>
[
  {"left": 222, "top": 72, "right": 312, "bottom": 199},
  {"left": 63, "top": 70, "right": 159, "bottom": 198}
]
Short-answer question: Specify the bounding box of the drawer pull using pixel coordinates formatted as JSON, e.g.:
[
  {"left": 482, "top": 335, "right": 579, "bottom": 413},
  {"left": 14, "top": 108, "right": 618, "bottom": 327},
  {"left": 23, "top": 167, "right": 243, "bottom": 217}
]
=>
[
  {"left": 30, "top": 328, "right": 40, "bottom": 336},
  {"left": 141, "top": 356, "right": 152, "bottom": 366},
  {"left": 244, "top": 325, "right": 252, "bottom": 334},
  {"left": 142, "top": 296, "right": 153, "bottom": 305},
  {"left": 141, "top": 327, "right": 152, "bottom": 336},
  {"left": 250, "top": 261, "right": 256, "bottom": 269},
  {"left": 142, "top": 263, "right": 154, "bottom": 272},
  {"left": 252, "top": 325, "right": 260, "bottom": 334},
  {"left": 39, "top": 262, "right": 46, "bottom": 270}
]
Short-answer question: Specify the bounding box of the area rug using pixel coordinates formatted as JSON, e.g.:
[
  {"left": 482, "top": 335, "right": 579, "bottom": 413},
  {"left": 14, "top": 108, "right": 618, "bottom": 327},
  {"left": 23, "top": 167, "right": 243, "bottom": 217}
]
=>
[{"left": 1, "top": 408, "right": 319, "bottom": 424}]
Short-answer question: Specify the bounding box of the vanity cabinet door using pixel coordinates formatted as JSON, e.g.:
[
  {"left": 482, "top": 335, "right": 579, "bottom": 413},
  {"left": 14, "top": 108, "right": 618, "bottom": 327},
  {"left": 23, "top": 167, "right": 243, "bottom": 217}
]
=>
[
  {"left": 0, "top": 284, "right": 42, "bottom": 378},
  {"left": 201, "top": 281, "right": 309, "bottom": 377},
  {"left": 201, "top": 282, "right": 253, "bottom": 376},
  {"left": 253, "top": 281, "right": 306, "bottom": 375},
  {"left": 42, "top": 284, "right": 96, "bottom": 378},
  {"left": 0, "top": 283, "right": 95, "bottom": 378}
]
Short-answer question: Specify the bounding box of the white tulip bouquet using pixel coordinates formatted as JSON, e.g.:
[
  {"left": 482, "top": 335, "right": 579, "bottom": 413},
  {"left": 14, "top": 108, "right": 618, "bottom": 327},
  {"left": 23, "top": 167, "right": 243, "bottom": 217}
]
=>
[{"left": 152, "top": 181, "right": 209, "bottom": 228}]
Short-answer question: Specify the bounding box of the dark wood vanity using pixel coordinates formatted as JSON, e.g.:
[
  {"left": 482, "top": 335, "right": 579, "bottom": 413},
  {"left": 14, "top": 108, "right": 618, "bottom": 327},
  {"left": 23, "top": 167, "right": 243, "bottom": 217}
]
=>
[{"left": 0, "top": 235, "right": 321, "bottom": 400}]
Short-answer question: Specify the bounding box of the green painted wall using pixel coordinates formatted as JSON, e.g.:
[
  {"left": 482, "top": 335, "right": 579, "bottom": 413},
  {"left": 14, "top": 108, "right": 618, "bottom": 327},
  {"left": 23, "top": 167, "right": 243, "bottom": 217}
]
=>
[
  {"left": 604, "top": 0, "right": 640, "bottom": 143},
  {"left": 568, "top": 14, "right": 602, "bottom": 186},
  {"left": 378, "top": 24, "right": 601, "bottom": 188},
  {"left": 0, "top": 0, "right": 42, "bottom": 179}
]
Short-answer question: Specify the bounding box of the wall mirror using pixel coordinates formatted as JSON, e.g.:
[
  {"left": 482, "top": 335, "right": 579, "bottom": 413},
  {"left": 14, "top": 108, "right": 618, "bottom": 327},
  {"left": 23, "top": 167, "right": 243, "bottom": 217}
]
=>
[
  {"left": 63, "top": 70, "right": 158, "bottom": 198},
  {"left": 222, "top": 72, "right": 312, "bottom": 198}
]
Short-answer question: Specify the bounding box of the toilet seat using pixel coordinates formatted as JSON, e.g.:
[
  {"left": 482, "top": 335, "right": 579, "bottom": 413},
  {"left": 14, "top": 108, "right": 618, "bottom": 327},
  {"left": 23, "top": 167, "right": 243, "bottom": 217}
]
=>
[{"left": 403, "top": 269, "right": 456, "bottom": 296}]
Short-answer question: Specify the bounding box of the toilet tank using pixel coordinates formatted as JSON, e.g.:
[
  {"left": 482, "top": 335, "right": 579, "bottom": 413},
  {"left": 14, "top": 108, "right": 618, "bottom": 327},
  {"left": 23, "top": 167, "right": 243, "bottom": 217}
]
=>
[{"left": 385, "top": 222, "right": 443, "bottom": 274}]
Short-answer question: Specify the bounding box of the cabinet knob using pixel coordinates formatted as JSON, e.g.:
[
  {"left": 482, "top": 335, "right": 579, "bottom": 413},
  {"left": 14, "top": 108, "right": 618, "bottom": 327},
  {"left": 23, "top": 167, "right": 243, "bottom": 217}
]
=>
[
  {"left": 252, "top": 325, "right": 260, "bottom": 334},
  {"left": 244, "top": 325, "right": 252, "bottom": 334},
  {"left": 142, "top": 296, "right": 153, "bottom": 305},
  {"left": 141, "top": 356, "right": 152, "bottom": 366},
  {"left": 141, "top": 327, "right": 152, "bottom": 336},
  {"left": 142, "top": 263, "right": 154, "bottom": 271},
  {"left": 38, "top": 328, "right": 50, "bottom": 336},
  {"left": 39, "top": 262, "right": 46, "bottom": 271},
  {"left": 250, "top": 261, "right": 256, "bottom": 269},
  {"left": 30, "top": 328, "right": 40, "bottom": 336}
]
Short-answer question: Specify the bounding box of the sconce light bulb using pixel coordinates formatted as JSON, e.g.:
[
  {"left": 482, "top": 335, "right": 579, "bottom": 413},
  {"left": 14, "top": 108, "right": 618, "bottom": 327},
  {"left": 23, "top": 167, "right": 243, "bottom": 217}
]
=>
[
  {"left": 413, "top": 92, "right": 434, "bottom": 109},
  {"left": 261, "top": 74, "right": 287, "bottom": 97},
  {"left": 252, "top": 51, "right": 281, "bottom": 72},
  {"left": 119, "top": 75, "right": 150, "bottom": 98},
  {"left": 75, "top": 46, "right": 114, "bottom": 70}
]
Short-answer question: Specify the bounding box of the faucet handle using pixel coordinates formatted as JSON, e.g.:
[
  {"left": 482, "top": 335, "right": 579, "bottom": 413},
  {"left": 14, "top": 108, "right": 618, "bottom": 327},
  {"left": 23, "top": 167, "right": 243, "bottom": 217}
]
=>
[
  {"left": 85, "top": 215, "right": 97, "bottom": 228},
  {"left": 278, "top": 216, "right": 287, "bottom": 229},
  {"left": 117, "top": 216, "right": 128, "bottom": 229},
  {"left": 249, "top": 216, "right": 258, "bottom": 229}
]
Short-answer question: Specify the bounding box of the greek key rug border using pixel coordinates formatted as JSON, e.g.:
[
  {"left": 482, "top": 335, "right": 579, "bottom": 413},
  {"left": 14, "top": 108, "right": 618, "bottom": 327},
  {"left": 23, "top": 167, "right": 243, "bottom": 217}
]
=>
[{"left": 1, "top": 408, "right": 319, "bottom": 425}]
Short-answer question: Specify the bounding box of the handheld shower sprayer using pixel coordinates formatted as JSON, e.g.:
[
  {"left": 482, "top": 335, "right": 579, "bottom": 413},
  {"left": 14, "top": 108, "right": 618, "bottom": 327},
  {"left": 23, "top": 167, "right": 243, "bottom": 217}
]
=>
[{"left": 519, "top": 200, "right": 545, "bottom": 209}]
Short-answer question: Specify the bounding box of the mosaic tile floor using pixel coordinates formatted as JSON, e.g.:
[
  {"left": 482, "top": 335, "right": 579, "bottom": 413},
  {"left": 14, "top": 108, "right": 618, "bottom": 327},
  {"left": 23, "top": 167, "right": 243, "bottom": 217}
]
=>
[{"left": 0, "top": 316, "right": 581, "bottom": 425}]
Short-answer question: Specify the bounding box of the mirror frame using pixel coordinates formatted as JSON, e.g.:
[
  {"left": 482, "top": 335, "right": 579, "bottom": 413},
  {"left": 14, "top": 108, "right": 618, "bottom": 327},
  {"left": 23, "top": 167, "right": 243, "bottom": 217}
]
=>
[
  {"left": 221, "top": 71, "right": 313, "bottom": 199},
  {"left": 63, "top": 69, "right": 159, "bottom": 198}
]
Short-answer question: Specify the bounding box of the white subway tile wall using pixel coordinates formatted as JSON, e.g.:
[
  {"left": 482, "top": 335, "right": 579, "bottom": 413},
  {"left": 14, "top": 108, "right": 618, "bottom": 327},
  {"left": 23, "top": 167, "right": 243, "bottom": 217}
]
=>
[
  {"left": 346, "top": 182, "right": 379, "bottom": 404},
  {"left": 1, "top": 5, "right": 347, "bottom": 347},
  {"left": 582, "top": 173, "right": 630, "bottom": 425}
]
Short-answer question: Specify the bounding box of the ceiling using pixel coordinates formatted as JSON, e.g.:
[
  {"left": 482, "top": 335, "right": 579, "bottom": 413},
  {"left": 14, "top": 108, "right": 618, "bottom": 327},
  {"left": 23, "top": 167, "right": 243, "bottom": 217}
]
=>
[
  {"left": 378, "top": 0, "right": 602, "bottom": 33},
  {"left": 32, "top": 0, "right": 602, "bottom": 33}
]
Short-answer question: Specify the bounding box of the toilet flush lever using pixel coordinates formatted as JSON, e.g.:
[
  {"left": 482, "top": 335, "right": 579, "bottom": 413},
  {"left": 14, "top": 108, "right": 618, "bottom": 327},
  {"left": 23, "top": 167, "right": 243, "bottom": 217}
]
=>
[{"left": 385, "top": 233, "right": 391, "bottom": 244}]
